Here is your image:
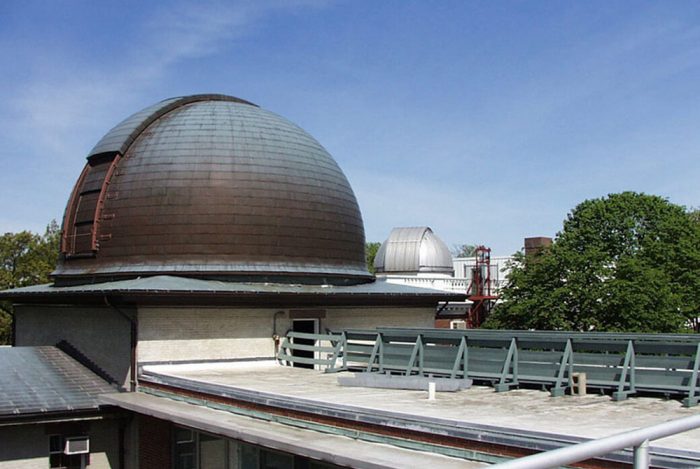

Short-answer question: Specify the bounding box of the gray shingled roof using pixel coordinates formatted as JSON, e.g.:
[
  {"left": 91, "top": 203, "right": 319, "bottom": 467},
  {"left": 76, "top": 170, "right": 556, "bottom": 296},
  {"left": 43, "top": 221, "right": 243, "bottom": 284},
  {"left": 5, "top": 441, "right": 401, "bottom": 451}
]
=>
[{"left": 0, "top": 347, "right": 117, "bottom": 418}]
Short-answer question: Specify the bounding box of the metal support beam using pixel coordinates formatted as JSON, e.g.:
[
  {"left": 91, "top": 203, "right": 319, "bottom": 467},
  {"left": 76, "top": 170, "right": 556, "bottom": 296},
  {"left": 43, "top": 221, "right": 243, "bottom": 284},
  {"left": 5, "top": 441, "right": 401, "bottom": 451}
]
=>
[
  {"left": 633, "top": 439, "right": 650, "bottom": 469},
  {"left": 366, "top": 333, "right": 382, "bottom": 373},
  {"left": 450, "top": 336, "right": 469, "bottom": 379},
  {"left": 613, "top": 340, "right": 636, "bottom": 401},
  {"left": 495, "top": 338, "right": 519, "bottom": 392},
  {"left": 551, "top": 339, "right": 573, "bottom": 397},
  {"left": 406, "top": 334, "right": 424, "bottom": 376}
]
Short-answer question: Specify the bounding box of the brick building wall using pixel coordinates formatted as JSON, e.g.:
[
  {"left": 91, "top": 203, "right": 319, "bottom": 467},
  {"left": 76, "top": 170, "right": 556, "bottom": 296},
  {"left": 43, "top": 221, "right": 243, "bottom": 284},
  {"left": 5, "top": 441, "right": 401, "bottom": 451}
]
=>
[{"left": 138, "top": 415, "right": 171, "bottom": 469}]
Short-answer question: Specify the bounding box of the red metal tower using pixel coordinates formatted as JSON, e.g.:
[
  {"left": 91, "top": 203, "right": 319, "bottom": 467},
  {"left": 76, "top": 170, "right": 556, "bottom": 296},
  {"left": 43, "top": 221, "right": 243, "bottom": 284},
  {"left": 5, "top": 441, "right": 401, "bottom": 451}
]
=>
[{"left": 466, "top": 246, "right": 498, "bottom": 328}]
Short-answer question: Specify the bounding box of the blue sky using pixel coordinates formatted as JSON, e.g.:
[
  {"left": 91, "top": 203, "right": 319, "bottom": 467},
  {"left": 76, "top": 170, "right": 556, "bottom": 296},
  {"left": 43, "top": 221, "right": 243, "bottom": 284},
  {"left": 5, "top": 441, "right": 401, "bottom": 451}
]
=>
[{"left": 1, "top": 1, "right": 699, "bottom": 255}]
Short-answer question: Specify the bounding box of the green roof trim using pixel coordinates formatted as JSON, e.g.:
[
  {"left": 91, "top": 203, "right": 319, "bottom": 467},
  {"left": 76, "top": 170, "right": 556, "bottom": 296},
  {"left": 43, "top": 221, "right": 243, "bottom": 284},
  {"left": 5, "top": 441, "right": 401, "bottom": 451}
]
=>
[{"left": 0, "top": 275, "right": 466, "bottom": 306}]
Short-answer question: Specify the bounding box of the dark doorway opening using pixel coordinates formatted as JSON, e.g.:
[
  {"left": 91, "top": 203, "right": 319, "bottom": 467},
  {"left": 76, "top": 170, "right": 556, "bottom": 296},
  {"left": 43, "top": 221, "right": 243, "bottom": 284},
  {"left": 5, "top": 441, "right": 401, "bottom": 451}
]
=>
[{"left": 292, "top": 319, "right": 316, "bottom": 369}]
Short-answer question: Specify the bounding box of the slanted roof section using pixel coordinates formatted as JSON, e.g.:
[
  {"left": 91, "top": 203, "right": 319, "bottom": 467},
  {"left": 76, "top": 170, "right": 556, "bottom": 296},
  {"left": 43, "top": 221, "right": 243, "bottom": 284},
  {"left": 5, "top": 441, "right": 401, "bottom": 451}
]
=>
[{"left": 0, "top": 346, "right": 117, "bottom": 419}]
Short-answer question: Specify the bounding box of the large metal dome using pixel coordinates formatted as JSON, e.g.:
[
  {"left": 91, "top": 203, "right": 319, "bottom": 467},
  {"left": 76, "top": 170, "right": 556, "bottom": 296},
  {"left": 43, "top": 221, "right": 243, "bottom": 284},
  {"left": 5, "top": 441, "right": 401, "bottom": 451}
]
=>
[{"left": 54, "top": 94, "right": 371, "bottom": 285}]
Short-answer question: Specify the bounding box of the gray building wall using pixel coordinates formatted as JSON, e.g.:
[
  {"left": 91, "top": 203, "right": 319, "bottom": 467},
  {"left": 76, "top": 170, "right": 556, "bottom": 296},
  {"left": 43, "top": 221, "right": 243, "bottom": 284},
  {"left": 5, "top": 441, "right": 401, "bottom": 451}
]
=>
[
  {"left": 0, "top": 419, "right": 120, "bottom": 469},
  {"left": 137, "top": 306, "right": 434, "bottom": 363},
  {"left": 12, "top": 302, "right": 435, "bottom": 378},
  {"left": 13, "top": 305, "right": 133, "bottom": 390}
]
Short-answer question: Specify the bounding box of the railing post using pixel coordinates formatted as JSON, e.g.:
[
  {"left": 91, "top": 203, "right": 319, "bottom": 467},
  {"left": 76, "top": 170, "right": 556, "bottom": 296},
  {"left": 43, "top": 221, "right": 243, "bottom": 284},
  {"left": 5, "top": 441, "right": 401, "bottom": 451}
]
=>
[
  {"left": 418, "top": 335, "right": 424, "bottom": 376},
  {"left": 683, "top": 342, "right": 700, "bottom": 407},
  {"left": 495, "top": 338, "right": 519, "bottom": 392},
  {"left": 613, "top": 340, "right": 636, "bottom": 401},
  {"left": 378, "top": 334, "right": 385, "bottom": 373},
  {"left": 367, "top": 334, "right": 381, "bottom": 372},
  {"left": 463, "top": 335, "right": 469, "bottom": 379},
  {"left": 552, "top": 338, "right": 573, "bottom": 397},
  {"left": 341, "top": 332, "right": 348, "bottom": 370},
  {"left": 406, "top": 334, "right": 423, "bottom": 376},
  {"left": 633, "top": 439, "right": 650, "bottom": 469},
  {"left": 451, "top": 336, "right": 468, "bottom": 379}
]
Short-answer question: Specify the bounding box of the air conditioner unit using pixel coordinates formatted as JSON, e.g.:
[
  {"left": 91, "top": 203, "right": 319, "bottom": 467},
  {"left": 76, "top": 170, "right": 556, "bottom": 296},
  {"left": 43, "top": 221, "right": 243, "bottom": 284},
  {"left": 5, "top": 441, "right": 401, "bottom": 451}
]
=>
[
  {"left": 450, "top": 320, "right": 467, "bottom": 330},
  {"left": 64, "top": 436, "right": 90, "bottom": 455}
]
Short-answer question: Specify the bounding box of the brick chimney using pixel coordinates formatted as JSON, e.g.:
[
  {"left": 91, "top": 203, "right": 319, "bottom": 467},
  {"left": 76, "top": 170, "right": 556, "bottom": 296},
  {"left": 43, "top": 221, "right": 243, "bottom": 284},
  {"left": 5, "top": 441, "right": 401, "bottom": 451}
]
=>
[{"left": 524, "top": 237, "right": 552, "bottom": 256}]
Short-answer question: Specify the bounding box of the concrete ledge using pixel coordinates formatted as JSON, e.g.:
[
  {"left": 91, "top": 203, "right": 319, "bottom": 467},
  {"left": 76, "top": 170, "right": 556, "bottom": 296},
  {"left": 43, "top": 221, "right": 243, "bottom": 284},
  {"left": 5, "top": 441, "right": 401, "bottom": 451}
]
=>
[{"left": 101, "top": 392, "right": 485, "bottom": 469}]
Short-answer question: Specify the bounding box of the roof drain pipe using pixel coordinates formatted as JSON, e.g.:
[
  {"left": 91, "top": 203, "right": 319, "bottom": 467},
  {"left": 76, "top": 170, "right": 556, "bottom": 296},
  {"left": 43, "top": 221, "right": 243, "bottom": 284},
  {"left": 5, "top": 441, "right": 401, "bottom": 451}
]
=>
[
  {"left": 272, "top": 310, "right": 285, "bottom": 355},
  {"left": 104, "top": 295, "right": 138, "bottom": 392}
]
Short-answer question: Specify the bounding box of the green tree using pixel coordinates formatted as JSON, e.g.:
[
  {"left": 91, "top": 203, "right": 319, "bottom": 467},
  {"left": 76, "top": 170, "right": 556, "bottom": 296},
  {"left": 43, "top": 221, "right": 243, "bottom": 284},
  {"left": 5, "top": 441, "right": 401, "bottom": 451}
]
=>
[
  {"left": 0, "top": 221, "right": 60, "bottom": 344},
  {"left": 365, "top": 242, "right": 381, "bottom": 274},
  {"left": 452, "top": 244, "right": 477, "bottom": 258},
  {"left": 485, "top": 193, "right": 700, "bottom": 333}
]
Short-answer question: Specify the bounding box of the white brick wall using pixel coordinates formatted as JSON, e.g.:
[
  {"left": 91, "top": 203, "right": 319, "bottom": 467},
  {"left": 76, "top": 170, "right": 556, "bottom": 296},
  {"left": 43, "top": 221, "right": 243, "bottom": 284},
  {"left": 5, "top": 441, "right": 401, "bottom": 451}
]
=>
[
  {"left": 138, "top": 308, "right": 276, "bottom": 363},
  {"left": 137, "top": 306, "right": 434, "bottom": 363}
]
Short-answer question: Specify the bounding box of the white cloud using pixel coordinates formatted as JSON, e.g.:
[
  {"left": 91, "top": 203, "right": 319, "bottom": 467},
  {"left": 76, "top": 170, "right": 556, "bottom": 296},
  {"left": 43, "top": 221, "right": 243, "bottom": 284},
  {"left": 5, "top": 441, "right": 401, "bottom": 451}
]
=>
[{"left": 0, "top": 0, "right": 329, "bottom": 233}]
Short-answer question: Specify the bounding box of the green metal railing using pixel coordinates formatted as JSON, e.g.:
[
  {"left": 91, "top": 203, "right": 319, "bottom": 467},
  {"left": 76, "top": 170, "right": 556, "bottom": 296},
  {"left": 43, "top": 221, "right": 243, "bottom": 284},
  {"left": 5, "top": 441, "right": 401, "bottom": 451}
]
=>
[
  {"left": 276, "top": 331, "right": 347, "bottom": 371},
  {"left": 276, "top": 328, "right": 700, "bottom": 406}
]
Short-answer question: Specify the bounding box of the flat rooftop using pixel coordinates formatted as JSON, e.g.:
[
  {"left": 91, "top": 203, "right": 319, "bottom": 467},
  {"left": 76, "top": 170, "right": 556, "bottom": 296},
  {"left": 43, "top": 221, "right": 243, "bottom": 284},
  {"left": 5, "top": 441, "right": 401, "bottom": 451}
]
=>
[{"left": 137, "top": 360, "right": 700, "bottom": 466}]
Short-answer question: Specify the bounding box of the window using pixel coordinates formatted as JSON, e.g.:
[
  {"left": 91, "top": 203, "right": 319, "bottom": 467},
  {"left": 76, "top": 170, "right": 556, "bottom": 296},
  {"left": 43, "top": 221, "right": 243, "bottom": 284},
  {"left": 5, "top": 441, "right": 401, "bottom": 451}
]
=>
[
  {"left": 199, "top": 433, "right": 226, "bottom": 469},
  {"left": 48, "top": 435, "right": 89, "bottom": 469},
  {"left": 173, "top": 426, "right": 344, "bottom": 469},
  {"left": 174, "top": 428, "right": 196, "bottom": 469}
]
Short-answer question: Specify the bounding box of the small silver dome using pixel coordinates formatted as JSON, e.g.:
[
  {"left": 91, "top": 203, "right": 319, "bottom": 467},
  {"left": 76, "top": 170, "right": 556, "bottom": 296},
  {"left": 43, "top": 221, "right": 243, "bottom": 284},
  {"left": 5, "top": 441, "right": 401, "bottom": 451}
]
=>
[{"left": 374, "top": 227, "right": 453, "bottom": 275}]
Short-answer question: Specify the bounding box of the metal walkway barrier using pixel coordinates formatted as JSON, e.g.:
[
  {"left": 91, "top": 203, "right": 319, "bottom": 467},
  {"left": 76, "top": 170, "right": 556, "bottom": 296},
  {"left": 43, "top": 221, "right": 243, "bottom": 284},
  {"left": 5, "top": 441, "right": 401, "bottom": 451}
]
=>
[
  {"left": 491, "top": 413, "right": 700, "bottom": 469},
  {"left": 277, "top": 328, "right": 700, "bottom": 406},
  {"left": 276, "top": 331, "right": 346, "bottom": 369}
]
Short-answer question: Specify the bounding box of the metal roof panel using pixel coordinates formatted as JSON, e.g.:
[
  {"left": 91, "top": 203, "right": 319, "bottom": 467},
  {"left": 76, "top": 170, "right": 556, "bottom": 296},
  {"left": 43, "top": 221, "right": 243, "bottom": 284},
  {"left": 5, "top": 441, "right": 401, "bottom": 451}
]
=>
[
  {"left": 0, "top": 347, "right": 117, "bottom": 417},
  {"left": 375, "top": 227, "right": 453, "bottom": 275}
]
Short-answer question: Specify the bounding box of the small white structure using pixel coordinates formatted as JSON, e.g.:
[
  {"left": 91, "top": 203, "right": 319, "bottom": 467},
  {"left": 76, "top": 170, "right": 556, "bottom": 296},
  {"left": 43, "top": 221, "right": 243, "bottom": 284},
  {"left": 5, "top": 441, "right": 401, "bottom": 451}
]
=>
[
  {"left": 374, "top": 226, "right": 513, "bottom": 295},
  {"left": 452, "top": 255, "right": 512, "bottom": 294}
]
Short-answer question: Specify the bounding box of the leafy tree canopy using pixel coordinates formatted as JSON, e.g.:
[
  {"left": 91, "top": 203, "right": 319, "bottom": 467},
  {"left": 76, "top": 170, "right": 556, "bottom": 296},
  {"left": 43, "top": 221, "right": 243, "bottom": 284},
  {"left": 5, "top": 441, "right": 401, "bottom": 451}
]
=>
[
  {"left": 365, "top": 242, "right": 381, "bottom": 274},
  {"left": 485, "top": 193, "right": 700, "bottom": 333},
  {"left": 688, "top": 207, "right": 700, "bottom": 225},
  {"left": 0, "top": 220, "right": 60, "bottom": 344},
  {"left": 452, "top": 244, "right": 477, "bottom": 258}
]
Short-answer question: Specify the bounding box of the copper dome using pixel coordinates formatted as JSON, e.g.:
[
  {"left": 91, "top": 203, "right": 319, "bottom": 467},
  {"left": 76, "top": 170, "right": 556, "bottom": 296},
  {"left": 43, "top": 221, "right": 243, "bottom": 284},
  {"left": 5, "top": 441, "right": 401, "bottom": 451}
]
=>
[{"left": 54, "top": 94, "right": 371, "bottom": 285}]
